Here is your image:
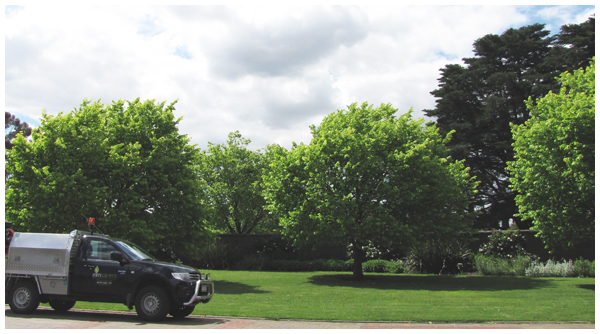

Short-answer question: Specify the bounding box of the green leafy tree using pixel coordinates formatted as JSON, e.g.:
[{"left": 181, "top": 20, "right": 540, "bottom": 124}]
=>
[
  {"left": 5, "top": 99, "right": 210, "bottom": 261},
  {"left": 199, "top": 131, "right": 274, "bottom": 234},
  {"left": 5, "top": 111, "right": 33, "bottom": 183},
  {"left": 263, "top": 102, "right": 478, "bottom": 279},
  {"left": 425, "top": 20, "right": 594, "bottom": 230},
  {"left": 508, "top": 59, "right": 595, "bottom": 253},
  {"left": 5, "top": 111, "right": 33, "bottom": 150}
]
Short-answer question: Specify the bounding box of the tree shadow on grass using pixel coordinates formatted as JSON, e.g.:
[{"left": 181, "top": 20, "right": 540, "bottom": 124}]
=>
[
  {"left": 577, "top": 284, "right": 594, "bottom": 291},
  {"left": 307, "top": 274, "right": 554, "bottom": 291},
  {"left": 214, "top": 280, "right": 270, "bottom": 294}
]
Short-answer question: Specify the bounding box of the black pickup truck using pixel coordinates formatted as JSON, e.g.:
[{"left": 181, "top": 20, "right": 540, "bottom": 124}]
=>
[{"left": 5, "top": 229, "right": 214, "bottom": 321}]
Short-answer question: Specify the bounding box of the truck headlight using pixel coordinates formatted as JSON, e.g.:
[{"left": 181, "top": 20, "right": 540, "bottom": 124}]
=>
[{"left": 172, "top": 272, "right": 191, "bottom": 281}]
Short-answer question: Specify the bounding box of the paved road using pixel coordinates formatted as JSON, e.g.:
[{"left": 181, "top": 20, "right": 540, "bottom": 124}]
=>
[{"left": 4, "top": 306, "right": 595, "bottom": 329}]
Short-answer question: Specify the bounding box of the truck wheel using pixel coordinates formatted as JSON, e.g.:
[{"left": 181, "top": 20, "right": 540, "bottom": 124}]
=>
[
  {"left": 135, "top": 285, "right": 171, "bottom": 322},
  {"left": 169, "top": 305, "right": 195, "bottom": 319},
  {"left": 9, "top": 281, "right": 40, "bottom": 314},
  {"left": 49, "top": 300, "right": 77, "bottom": 312}
]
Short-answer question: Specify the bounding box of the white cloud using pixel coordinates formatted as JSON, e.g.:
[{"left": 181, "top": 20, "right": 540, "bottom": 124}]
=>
[{"left": 4, "top": 5, "right": 594, "bottom": 150}]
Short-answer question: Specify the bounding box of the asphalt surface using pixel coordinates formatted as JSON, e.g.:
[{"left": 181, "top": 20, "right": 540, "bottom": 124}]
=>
[{"left": 4, "top": 306, "right": 595, "bottom": 329}]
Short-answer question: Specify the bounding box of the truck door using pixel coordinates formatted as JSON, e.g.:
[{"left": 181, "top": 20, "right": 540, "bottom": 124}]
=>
[{"left": 73, "top": 238, "right": 129, "bottom": 299}]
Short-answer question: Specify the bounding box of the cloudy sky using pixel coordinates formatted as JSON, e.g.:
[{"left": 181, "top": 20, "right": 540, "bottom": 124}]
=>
[{"left": 4, "top": 4, "right": 595, "bottom": 151}]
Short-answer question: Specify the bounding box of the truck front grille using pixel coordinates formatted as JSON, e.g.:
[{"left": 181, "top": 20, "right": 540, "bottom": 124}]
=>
[{"left": 189, "top": 273, "right": 201, "bottom": 281}]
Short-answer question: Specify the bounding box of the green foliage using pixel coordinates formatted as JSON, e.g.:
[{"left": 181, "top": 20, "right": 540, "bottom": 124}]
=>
[
  {"left": 362, "top": 259, "right": 387, "bottom": 273},
  {"left": 5, "top": 111, "right": 34, "bottom": 182},
  {"left": 248, "top": 236, "right": 298, "bottom": 261},
  {"left": 508, "top": 59, "right": 595, "bottom": 253},
  {"left": 572, "top": 258, "right": 595, "bottom": 278},
  {"left": 234, "top": 254, "right": 267, "bottom": 271},
  {"left": 5, "top": 111, "right": 33, "bottom": 150},
  {"left": 474, "top": 255, "right": 535, "bottom": 276},
  {"left": 260, "top": 258, "right": 404, "bottom": 273},
  {"left": 362, "top": 259, "right": 404, "bottom": 273},
  {"left": 524, "top": 258, "right": 595, "bottom": 278},
  {"left": 405, "top": 240, "right": 473, "bottom": 274},
  {"left": 262, "top": 259, "right": 352, "bottom": 272},
  {"left": 548, "top": 17, "right": 595, "bottom": 73},
  {"left": 525, "top": 259, "right": 575, "bottom": 277},
  {"left": 199, "top": 131, "right": 275, "bottom": 234},
  {"left": 478, "top": 257, "right": 596, "bottom": 278},
  {"left": 193, "top": 242, "right": 243, "bottom": 270},
  {"left": 425, "top": 20, "right": 595, "bottom": 230},
  {"left": 478, "top": 230, "right": 530, "bottom": 258},
  {"left": 264, "top": 102, "right": 478, "bottom": 279},
  {"left": 425, "top": 24, "right": 557, "bottom": 229},
  {"left": 5, "top": 99, "right": 211, "bottom": 260}
]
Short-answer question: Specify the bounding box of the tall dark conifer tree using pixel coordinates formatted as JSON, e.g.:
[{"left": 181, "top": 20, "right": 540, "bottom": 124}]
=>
[{"left": 425, "top": 18, "right": 594, "bottom": 230}]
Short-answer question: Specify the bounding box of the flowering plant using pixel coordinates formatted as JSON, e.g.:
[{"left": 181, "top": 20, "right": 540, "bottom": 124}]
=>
[{"left": 479, "top": 230, "right": 530, "bottom": 258}]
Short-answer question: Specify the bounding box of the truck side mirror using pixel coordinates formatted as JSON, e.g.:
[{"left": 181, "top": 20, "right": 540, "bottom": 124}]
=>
[{"left": 110, "top": 251, "right": 128, "bottom": 265}]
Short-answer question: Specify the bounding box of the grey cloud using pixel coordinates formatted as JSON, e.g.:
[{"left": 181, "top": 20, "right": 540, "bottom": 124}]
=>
[
  {"left": 5, "top": 36, "right": 43, "bottom": 82},
  {"left": 209, "top": 8, "right": 369, "bottom": 79},
  {"left": 6, "top": 33, "right": 139, "bottom": 116},
  {"left": 165, "top": 5, "right": 233, "bottom": 21},
  {"left": 247, "top": 77, "right": 337, "bottom": 130}
]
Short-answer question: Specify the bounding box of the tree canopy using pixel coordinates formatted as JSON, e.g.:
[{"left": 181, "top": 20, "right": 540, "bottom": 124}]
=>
[
  {"left": 199, "top": 131, "right": 274, "bottom": 234},
  {"left": 5, "top": 111, "right": 33, "bottom": 151},
  {"left": 508, "top": 59, "right": 595, "bottom": 253},
  {"left": 424, "top": 18, "right": 595, "bottom": 229},
  {"left": 549, "top": 16, "right": 595, "bottom": 73},
  {"left": 263, "top": 102, "right": 478, "bottom": 279},
  {"left": 5, "top": 111, "right": 33, "bottom": 182},
  {"left": 5, "top": 99, "right": 210, "bottom": 261}
]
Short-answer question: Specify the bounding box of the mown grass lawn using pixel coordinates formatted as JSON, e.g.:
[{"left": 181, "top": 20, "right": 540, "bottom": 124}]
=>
[{"left": 74, "top": 271, "right": 595, "bottom": 322}]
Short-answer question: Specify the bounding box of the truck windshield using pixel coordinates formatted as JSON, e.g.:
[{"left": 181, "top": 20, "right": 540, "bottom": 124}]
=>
[{"left": 114, "top": 241, "right": 155, "bottom": 261}]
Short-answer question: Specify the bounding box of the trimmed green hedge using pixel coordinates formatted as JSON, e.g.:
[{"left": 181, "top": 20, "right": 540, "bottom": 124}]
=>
[{"left": 252, "top": 258, "right": 406, "bottom": 273}]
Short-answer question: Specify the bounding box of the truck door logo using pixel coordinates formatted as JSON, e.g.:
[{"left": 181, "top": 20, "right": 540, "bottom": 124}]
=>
[{"left": 92, "top": 266, "right": 117, "bottom": 285}]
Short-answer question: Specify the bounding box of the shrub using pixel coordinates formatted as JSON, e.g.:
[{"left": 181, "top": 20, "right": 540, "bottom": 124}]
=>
[
  {"left": 474, "top": 254, "right": 534, "bottom": 276},
  {"left": 234, "top": 254, "right": 267, "bottom": 271},
  {"left": 195, "top": 241, "right": 243, "bottom": 270},
  {"left": 479, "top": 230, "right": 529, "bottom": 258},
  {"left": 249, "top": 237, "right": 298, "bottom": 261},
  {"left": 264, "top": 260, "right": 309, "bottom": 272},
  {"left": 345, "top": 240, "right": 406, "bottom": 262},
  {"left": 525, "top": 259, "right": 575, "bottom": 277},
  {"left": 405, "top": 240, "right": 473, "bottom": 274},
  {"left": 572, "top": 258, "right": 595, "bottom": 277},
  {"left": 308, "top": 259, "right": 330, "bottom": 271},
  {"left": 384, "top": 261, "right": 406, "bottom": 274},
  {"left": 263, "top": 258, "right": 407, "bottom": 273},
  {"left": 511, "top": 256, "right": 535, "bottom": 276},
  {"left": 324, "top": 259, "right": 351, "bottom": 271},
  {"left": 363, "top": 259, "right": 389, "bottom": 273}
]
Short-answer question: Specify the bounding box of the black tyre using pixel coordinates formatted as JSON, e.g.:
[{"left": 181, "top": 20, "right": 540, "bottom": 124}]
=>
[
  {"left": 49, "top": 299, "right": 77, "bottom": 312},
  {"left": 169, "top": 305, "right": 195, "bottom": 319},
  {"left": 135, "top": 285, "right": 171, "bottom": 322},
  {"left": 9, "top": 281, "right": 40, "bottom": 314}
]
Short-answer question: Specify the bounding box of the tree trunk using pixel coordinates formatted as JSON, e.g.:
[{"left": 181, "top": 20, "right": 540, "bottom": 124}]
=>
[{"left": 351, "top": 240, "right": 365, "bottom": 280}]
